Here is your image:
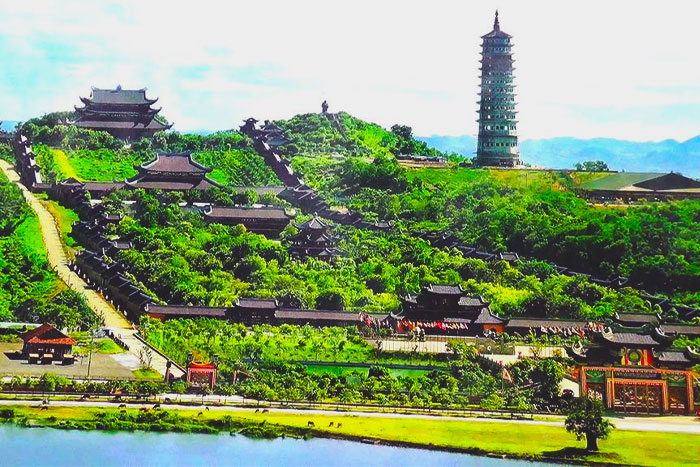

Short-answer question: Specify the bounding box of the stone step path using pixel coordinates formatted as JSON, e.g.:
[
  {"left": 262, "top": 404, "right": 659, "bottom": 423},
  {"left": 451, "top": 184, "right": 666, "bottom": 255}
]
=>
[{"left": 0, "top": 160, "right": 183, "bottom": 379}]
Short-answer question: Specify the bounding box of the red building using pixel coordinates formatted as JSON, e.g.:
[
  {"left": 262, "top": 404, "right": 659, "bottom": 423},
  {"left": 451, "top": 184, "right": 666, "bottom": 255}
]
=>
[
  {"left": 21, "top": 324, "right": 76, "bottom": 363},
  {"left": 568, "top": 332, "right": 698, "bottom": 414}
]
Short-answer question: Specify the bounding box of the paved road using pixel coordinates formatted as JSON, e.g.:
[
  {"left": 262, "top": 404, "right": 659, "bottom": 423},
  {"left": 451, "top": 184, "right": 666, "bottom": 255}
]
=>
[
  {"left": 0, "top": 160, "right": 182, "bottom": 379},
  {"left": 1, "top": 398, "right": 698, "bottom": 434}
]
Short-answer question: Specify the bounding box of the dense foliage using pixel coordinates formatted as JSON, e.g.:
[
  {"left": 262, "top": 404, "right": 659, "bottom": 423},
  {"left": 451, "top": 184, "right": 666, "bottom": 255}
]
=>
[
  {"left": 143, "top": 318, "right": 565, "bottom": 409},
  {"left": 19, "top": 113, "right": 279, "bottom": 186},
  {"left": 289, "top": 144, "right": 700, "bottom": 307},
  {"left": 275, "top": 112, "right": 446, "bottom": 159},
  {"left": 101, "top": 189, "right": 653, "bottom": 318},
  {"left": 0, "top": 173, "right": 98, "bottom": 329}
]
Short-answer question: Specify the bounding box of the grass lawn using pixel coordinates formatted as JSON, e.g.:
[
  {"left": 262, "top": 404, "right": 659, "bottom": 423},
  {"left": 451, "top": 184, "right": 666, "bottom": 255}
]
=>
[
  {"left": 60, "top": 148, "right": 139, "bottom": 181},
  {"left": 70, "top": 335, "right": 125, "bottom": 355},
  {"left": 51, "top": 149, "right": 79, "bottom": 180},
  {"left": 45, "top": 201, "right": 78, "bottom": 247},
  {"left": 132, "top": 368, "right": 162, "bottom": 380},
  {"left": 5, "top": 405, "right": 698, "bottom": 466},
  {"left": 406, "top": 167, "right": 611, "bottom": 195},
  {"left": 13, "top": 215, "right": 46, "bottom": 261}
]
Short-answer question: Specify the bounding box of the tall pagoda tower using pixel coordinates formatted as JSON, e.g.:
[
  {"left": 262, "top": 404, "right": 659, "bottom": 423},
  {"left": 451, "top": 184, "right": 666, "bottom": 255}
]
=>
[{"left": 476, "top": 11, "right": 520, "bottom": 167}]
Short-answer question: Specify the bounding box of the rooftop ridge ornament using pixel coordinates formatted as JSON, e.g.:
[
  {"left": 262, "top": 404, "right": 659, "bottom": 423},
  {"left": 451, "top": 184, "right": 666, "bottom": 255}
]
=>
[{"left": 494, "top": 10, "right": 500, "bottom": 31}]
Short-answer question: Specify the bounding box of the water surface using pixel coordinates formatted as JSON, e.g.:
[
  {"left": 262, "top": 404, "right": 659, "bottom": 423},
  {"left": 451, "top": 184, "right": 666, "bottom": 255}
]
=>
[{"left": 0, "top": 425, "right": 553, "bottom": 466}]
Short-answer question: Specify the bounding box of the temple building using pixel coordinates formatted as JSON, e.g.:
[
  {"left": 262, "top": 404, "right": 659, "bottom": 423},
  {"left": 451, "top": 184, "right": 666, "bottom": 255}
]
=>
[
  {"left": 125, "top": 152, "right": 223, "bottom": 191},
  {"left": 567, "top": 331, "right": 698, "bottom": 415},
  {"left": 579, "top": 172, "right": 700, "bottom": 202},
  {"left": 21, "top": 324, "right": 76, "bottom": 364},
  {"left": 399, "top": 284, "right": 504, "bottom": 335},
  {"left": 202, "top": 206, "right": 294, "bottom": 237},
  {"left": 476, "top": 11, "right": 520, "bottom": 167},
  {"left": 73, "top": 86, "right": 171, "bottom": 141},
  {"left": 286, "top": 215, "right": 342, "bottom": 260}
]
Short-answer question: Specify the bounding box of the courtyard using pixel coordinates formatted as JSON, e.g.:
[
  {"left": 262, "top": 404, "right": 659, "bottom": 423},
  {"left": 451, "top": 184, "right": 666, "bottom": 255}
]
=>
[{"left": 0, "top": 342, "right": 136, "bottom": 380}]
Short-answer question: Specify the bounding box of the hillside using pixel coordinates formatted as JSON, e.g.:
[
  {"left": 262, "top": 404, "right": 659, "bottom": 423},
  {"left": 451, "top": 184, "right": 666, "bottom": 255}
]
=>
[
  {"left": 418, "top": 134, "right": 700, "bottom": 178},
  {"left": 275, "top": 112, "right": 445, "bottom": 159}
]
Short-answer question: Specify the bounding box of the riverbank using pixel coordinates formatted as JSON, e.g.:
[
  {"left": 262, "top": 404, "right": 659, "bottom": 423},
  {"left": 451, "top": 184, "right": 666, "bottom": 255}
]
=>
[{"left": 1, "top": 404, "right": 698, "bottom": 465}]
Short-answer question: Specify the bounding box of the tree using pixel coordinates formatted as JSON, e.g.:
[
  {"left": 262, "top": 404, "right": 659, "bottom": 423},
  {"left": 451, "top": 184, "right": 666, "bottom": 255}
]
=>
[
  {"left": 574, "top": 160, "right": 609, "bottom": 172},
  {"left": 565, "top": 395, "right": 614, "bottom": 451},
  {"left": 315, "top": 291, "right": 344, "bottom": 310},
  {"left": 137, "top": 347, "right": 154, "bottom": 371}
]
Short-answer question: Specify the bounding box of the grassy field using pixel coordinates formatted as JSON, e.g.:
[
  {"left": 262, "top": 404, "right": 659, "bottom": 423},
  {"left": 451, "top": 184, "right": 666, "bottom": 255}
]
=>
[
  {"left": 13, "top": 215, "right": 46, "bottom": 261},
  {"left": 3, "top": 405, "right": 698, "bottom": 465},
  {"left": 51, "top": 149, "right": 79, "bottom": 180},
  {"left": 45, "top": 201, "right": 78, "bottom": 247},
  {"left": 406, "top": 167, "right": 611, "bottom": 194},
  {"left": 132, "top": 368, "right": 162, "bottom": 380}
]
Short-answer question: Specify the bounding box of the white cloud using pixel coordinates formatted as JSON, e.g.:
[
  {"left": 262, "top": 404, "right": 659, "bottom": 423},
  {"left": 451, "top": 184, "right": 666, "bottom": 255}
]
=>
[{"left": 0, "top": 0, "right": 699, "bottom": 140}]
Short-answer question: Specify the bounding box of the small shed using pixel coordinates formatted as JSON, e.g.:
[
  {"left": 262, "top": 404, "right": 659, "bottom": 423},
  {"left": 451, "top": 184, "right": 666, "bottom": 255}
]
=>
[{"left": 21, "top": 324, "right": 76, "bottom": 362}]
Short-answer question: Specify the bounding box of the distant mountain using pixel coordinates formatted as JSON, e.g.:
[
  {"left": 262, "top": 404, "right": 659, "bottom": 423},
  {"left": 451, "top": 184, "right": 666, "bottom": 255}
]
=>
[
  {"left": 0, "top": 120, "right": 19, "bottom": 132},
  {"left": 418, "top": 134, "right": 700, "bottom": 178}
]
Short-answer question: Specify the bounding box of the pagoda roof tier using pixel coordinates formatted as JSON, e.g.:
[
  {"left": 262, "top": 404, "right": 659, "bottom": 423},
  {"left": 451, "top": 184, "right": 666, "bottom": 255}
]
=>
[
  {"left": 288, "top": 231, "right": 336, "bottom": 244},
  {"left": 138, "top": 152, "right": 211, "bottom": 176},
  {"left": 505, "top": 318, "right": 590, "bottom": 330},
  {"left": 74, "top": 119, "right": 170, "bottom": 131},
  {"left": 472, "top": 308, "right": 505, "bottom": 324},
  {"left": 83, "top": 87, "right": 158, "bottom": 106},
  {"left": 294, "top": 216, "right": 332, "bottom": 231},
  {"left": 613, "top": 312, "right": 660, "bottom": 326},
  {"left": 601, "top": 332, "right": 659, "bottom": 346},
  {"left": 424, "top": 284, "right": 464, "bottom": 295},
  {"left": 235, "top": 297, "right": 278, "bottom": 310},
  {"left": 656, "top": 324, "right": 700, "bottom": 337},
  {"left": 75, "top": 108, "right": 161, "bottom": 119},
  {"left": 204, "top": 206, "right": 292, "bottom": 221},
  {"left": 124, "top": 178, "right": 223, "bottom": 191}
]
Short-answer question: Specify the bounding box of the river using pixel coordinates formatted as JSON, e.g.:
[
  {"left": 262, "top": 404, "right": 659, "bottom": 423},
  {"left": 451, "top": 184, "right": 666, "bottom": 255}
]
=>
[{"left": 0, "top": 425, "right": 553, "bottom": 466}]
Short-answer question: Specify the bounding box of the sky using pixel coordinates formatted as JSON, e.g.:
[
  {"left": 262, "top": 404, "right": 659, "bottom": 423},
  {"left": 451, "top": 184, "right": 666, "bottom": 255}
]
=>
[{"left": 1, "top": 0, "right": 699, "bottom": 141}]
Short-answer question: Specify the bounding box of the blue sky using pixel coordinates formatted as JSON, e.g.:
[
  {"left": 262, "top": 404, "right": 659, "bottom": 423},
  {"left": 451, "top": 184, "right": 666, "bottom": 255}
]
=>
[{"left": 1, "top": 0, "right": 699, "bottom": 141}]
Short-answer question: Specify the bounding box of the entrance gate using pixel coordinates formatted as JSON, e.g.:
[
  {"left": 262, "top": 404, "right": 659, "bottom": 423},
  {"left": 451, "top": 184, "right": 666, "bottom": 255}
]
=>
[{"left": 611, "top": 380, "right": 664, "bottom": 415}]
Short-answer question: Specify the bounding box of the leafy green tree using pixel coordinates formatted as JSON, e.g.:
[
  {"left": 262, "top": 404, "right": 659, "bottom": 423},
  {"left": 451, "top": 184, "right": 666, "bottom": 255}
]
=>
[{"left": 565, "top": 395, "right": 614, "bottom": 451}]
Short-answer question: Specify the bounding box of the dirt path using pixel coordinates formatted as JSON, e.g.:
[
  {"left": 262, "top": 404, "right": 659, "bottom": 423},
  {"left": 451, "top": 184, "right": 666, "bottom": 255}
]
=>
[{"left": 0, "top": 160, "right": 182, "bottom": 379}]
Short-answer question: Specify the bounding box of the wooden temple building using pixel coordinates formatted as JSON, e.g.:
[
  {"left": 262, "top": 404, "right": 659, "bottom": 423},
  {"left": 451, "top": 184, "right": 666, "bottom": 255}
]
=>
[
  {"left": 476, "top": 11, "right": 520, "bottom": 167},
  {"left": 399, "top": 284, "right": 505, "bottom": 335},
  {"left": 125, "top": 152, "right": 223, "bottom": 191},
  {"left": 73, "top": 86, "right": 171, "bottom": 141},
  {"left": 286, "top": 215, "right": 342, "bottom": 260},
  {"left": 21, "top": 324, "right": 76, "bottom": 364},
  {"left": 145, "top": 299, "right": 389, "bottom": 329},
  {"left": 568, "top": 330, "right": 698, "bottom": 415},
  {"left": 202, "top": 205, "right": 293, "bottom": 237}
]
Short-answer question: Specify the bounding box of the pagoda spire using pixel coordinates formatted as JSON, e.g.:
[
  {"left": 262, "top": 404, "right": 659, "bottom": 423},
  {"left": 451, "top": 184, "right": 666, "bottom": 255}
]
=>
[{"left": 494, "top": 10, "right": 500, "bottom": 31}]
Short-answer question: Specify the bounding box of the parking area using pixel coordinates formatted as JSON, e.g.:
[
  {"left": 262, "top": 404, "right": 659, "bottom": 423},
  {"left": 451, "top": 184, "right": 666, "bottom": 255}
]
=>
[{"left": 0, "top": 342, "right": 135, "bottom": 379}]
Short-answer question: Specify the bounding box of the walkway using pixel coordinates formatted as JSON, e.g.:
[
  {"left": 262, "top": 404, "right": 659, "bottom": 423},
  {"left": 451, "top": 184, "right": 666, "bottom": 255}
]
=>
[{"left": 0, "top": 160, "right": 183, "bottom": 379}]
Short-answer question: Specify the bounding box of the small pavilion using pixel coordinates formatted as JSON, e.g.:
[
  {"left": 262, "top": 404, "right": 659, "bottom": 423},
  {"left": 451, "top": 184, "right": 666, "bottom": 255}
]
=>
[{"left": 21, "top": 324, "right": 76, "bottom": 363}]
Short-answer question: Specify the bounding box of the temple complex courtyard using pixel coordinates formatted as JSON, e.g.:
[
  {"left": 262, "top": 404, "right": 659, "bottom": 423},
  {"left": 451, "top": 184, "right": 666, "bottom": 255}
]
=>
[{"left": 0, "top": 342, "right": 136, "bottom": 380}]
